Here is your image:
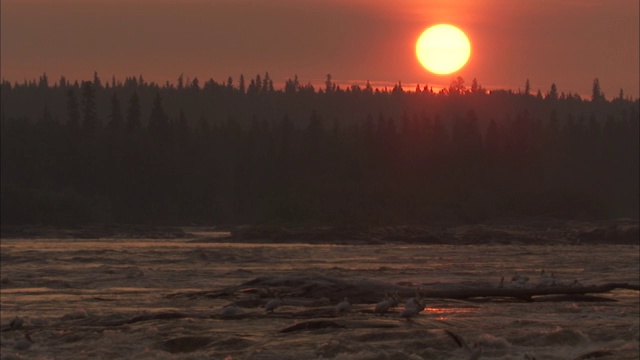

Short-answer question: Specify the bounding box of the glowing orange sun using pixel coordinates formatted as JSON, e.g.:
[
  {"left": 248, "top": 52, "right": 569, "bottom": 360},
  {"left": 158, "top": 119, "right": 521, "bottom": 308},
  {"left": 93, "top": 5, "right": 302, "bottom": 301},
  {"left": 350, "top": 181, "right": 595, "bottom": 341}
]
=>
[{"left": 416, "top": 24, "right": 471, "bottom": 75}]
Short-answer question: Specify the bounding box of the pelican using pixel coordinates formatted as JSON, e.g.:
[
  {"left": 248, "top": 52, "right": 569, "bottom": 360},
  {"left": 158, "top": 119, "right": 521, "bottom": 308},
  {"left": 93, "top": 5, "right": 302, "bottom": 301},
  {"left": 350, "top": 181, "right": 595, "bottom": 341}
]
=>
[
  {"left": 374, "top": 292, "right": 399, "bottom": 315},
  {"left": 265, "top": 293, "right": 285, "bottom": 313},
  {"left": 374, "top": 294, "right": 391, "bottom": 314},
  {"left": 537, "top": 270, "right": 555, "bottom": 288},
  {"left": 219, "top": 297, "right": 242, "bottom": 317},
  {"left": 390, "top": 292, "right": 400, "bottom": 306},
  {"left": 335, "top": 297, "right": 351, "bottom": 314},
  {"left": 404, "top": 287, "right": 423, "bottom": 312},
  {"left": 444, "top": 329, "right": 482, "bottom": 360},
  {"left": 9, "top": 316, "right": 24, "bottom": 330},
  {"left": 399, "top": 297, "right": 422, "bottom": 321},
  {"left": 510, "top": 273, "right": 529, "bottom": 288}
]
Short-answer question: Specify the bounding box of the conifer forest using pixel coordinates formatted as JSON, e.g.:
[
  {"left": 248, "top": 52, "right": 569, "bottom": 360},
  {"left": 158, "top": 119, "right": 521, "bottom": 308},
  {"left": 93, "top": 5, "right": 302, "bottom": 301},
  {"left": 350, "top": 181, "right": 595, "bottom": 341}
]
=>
[{"left": 1, "top": 74, "right": 638, "bottom": 225}]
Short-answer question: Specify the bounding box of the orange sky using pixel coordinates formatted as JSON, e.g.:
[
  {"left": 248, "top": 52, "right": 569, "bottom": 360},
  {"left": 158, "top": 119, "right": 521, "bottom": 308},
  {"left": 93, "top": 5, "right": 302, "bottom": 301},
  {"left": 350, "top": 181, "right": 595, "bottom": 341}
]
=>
[{"left": 1, "top": 0, "right": 638, "bottom": 98}]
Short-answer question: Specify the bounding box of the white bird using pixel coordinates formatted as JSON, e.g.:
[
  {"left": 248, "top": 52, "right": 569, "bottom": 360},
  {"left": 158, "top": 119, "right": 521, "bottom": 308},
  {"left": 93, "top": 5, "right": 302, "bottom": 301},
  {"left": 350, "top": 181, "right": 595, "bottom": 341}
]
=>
[
  {"left": 390, "top": 292, "right": 400, "bottom": 306},
  {"left": 537, "top": 270, "right": 555, "bottom": 288},
  {"left": 445, "top": 329, "right": 482, "bottom": 360},
  {"left": 399, "top": 297, "right": 422, "bottom": 321},
  {"left": 510, "top": 273, "right": 529, "bottom": 288},
  {"left": 335, "top": 297, "right": 351, "bottom": 314},
  {"left": 265, "top": 293, "right": 285, "bottom": 313},
  {"left": 404, "top": 287, "right": 424, "bottom": 312},
  {"left": 219, "top": 298, "right": 242, "bottom": 317},
  {"left": 374, "top": 292, "right": 399, "bottom": 314},
  {"left": 9, "top": 316, "right": 24, "bottom": 330}
]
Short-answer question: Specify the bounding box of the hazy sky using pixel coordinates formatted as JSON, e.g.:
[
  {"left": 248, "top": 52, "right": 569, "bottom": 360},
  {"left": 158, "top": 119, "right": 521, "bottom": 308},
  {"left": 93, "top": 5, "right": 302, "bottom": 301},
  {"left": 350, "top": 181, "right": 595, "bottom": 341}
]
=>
[{"left": 2, "top": 0, "right": 638, "bottom": 98}]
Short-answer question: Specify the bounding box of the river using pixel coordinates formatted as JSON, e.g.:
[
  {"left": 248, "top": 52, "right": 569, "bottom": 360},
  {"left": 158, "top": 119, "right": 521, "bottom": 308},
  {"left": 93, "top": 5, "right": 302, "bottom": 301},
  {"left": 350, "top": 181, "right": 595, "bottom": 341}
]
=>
[{"left": 1, "top": 232, "right": 638, "bottom": 359}]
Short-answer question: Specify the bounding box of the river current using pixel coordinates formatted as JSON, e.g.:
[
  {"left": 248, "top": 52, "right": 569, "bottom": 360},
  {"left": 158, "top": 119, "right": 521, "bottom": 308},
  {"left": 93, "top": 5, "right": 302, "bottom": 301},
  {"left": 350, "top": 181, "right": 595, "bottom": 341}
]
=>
[{"left": 1, "top": 232, "right": 638, "bottom": 359}]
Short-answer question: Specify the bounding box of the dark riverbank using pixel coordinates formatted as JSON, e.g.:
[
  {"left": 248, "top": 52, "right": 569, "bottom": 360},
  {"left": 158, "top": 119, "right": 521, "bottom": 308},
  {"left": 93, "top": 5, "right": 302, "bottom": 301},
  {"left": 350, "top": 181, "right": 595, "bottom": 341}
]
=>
[{"left": 2, "top": 218, "right": 637, "bottom": 245}]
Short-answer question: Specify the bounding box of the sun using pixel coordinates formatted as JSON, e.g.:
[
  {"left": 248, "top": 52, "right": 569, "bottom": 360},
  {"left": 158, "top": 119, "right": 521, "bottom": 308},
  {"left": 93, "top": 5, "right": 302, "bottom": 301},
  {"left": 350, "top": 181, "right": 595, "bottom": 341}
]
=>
[{"left": 416, "top": 24, "right": 471, "bottom": 75}]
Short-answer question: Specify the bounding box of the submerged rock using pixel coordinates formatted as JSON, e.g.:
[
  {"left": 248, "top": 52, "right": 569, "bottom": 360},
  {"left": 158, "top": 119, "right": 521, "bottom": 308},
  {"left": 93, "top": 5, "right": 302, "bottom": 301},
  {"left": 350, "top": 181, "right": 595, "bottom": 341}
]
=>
[
  {"left": 159, "top": 336, "right": 213, "bottom": 353},
  {"left": 280, "top": 320, "right": 345, "bottom": 333}
]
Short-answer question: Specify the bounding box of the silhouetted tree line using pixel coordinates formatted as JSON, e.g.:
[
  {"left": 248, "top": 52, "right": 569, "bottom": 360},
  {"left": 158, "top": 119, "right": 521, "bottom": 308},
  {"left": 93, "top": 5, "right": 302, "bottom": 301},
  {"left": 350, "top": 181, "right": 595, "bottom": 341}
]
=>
[{"left": 1, "top": 73, "right": 638, "bottom": 225}]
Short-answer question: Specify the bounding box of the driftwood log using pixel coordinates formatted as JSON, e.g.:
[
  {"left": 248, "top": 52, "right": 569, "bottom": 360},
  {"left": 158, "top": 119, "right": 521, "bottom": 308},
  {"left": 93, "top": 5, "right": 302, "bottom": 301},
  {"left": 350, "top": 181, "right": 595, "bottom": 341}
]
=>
[
  {"left": 421, "top": 283, "right": 640, "bottom": 302},
  {"left": 167, "top": 275, "right": 639, "bottom": 305}
]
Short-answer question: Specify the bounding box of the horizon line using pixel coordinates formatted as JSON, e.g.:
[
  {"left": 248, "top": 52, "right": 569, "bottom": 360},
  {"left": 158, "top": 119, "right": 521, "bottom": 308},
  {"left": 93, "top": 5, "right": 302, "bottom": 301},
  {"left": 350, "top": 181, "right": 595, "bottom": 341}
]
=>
[{"left": 2, "top": 72, "right": 637, "bottom": 101}]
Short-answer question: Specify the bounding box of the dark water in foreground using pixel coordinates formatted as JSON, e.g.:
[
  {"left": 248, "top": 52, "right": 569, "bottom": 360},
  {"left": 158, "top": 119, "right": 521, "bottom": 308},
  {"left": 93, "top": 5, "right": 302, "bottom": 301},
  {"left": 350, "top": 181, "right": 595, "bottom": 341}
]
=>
[{"left": 1, "top": 233, "right": 638, "bottom": 359}]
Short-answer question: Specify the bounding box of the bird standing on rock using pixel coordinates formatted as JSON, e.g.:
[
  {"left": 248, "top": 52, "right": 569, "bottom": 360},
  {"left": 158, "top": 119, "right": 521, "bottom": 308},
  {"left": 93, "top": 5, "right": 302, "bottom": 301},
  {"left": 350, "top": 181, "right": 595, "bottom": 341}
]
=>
[
  {"left": 335, "top": 297, "right": 351, "bottom": 314},
  {"left": 374, "top": 292, "right": 399, "bottom": 314},
  {"left": 265, "top": 293, "right": 285, "bottom": 313},
  {"left": 399, "top": 297, "right": 422, "bottom": 321},
  {"left": 537, "top": 270, "right": 555, "bottom": 288},
  {"left": 219, "top": 297, "right": 242, "bottom": 317},
  {"left": 510, "top": 273, "right": 529, "bottom": 288},
  {"left": 405, "top": 287, "right": 424, "bottom": 312},
  {"left": 9, "top": 316, "right": 24, "bottom": 330}
]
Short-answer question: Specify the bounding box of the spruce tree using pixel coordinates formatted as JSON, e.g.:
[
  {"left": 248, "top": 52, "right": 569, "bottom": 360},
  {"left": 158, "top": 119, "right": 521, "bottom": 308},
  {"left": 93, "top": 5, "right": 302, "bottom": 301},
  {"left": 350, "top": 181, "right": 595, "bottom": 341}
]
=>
[
  {"left": 81, "top": 80, "right": 99, "bottom": 132},
  {"left": 108, "top": 93, "right": 124, "bottom": 132},
  {"left": 126, "top": 91, "right": 141, "bottom": 131},
  {"left": 66, "top": 89, "right": 80, "bottom": 129}
]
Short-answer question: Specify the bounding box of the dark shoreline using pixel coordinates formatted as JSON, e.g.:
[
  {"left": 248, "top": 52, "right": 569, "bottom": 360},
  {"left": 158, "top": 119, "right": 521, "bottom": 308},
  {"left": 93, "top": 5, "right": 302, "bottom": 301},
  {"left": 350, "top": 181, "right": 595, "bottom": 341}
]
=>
[{"left": 1, "top": 218, "right": 638, "bottom": 245}]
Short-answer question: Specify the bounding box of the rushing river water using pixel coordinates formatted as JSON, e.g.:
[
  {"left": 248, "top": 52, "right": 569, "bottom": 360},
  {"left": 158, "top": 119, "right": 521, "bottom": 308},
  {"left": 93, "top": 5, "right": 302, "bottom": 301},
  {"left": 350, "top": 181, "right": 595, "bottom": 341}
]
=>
[{"left": 1, "top": 233, "right": 638, "bottom": 359}]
